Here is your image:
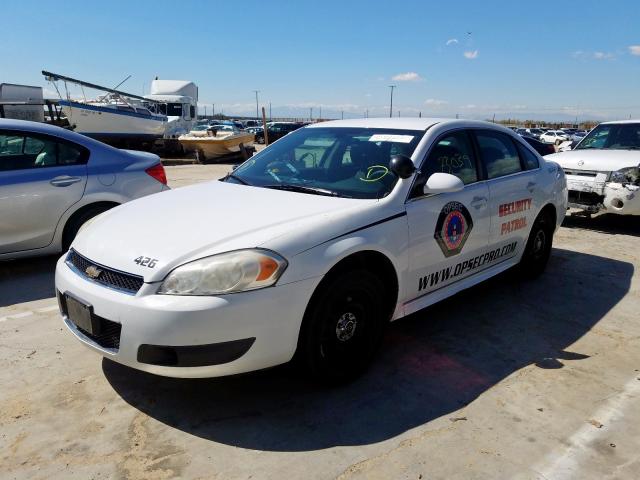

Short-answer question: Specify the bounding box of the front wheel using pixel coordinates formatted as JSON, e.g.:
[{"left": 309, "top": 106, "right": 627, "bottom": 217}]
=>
[
  {"left": 297, "top": 270, "right": 386, "bottom": 383},
  {"left": 518, "top": 212, "right": 554, "bottom": 277}
]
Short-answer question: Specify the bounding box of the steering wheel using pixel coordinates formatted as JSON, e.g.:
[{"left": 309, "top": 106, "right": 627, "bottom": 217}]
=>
[{"left": 358, "top": 165, "right": 390, "bottom": 182}]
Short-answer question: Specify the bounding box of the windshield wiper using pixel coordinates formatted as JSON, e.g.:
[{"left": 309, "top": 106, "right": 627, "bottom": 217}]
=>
[
  {"left": 262, "top": 184, "right": 340, "bottom": 197},
  {"left": 223, "top": 173, "right": 252, "bottom": 185}
]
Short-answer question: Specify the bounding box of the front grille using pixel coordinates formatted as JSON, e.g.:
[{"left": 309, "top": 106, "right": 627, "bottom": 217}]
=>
[
  {"left": 563, "top": 169, "right": 609, "bottom": 179},
  {"left": 76, "top": 315, "right": 122, "bottom": 350},
  {"left": 568, "top": 190, "right": 604, "bottom": 206},
  {"left": 58, "top": 291, "right": 122, "bottom": 350},
  {"left": 67, "top": 249, "right": 144, "bottom": 294}
]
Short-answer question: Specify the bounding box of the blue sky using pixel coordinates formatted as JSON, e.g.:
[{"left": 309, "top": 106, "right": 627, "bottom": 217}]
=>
[{"left": 1, "top": 0, "right": 639, "bottom": 121}]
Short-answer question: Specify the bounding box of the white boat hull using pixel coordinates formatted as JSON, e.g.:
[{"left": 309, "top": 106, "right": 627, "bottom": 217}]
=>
[{"left": 59, "top": 100, "right": 167, "bottom": 143}]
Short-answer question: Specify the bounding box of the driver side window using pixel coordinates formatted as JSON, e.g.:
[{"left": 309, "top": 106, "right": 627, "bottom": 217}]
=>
[{"left": 412, "top": 130, "right": 478, "bottom": 197}]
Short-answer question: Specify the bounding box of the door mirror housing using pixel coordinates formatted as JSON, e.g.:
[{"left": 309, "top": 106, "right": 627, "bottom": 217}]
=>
[
  {"left": 423, "top": 173, "right": 465, "bottom": 194},
  {"left": 389, "top": 155, "right": 416, "bottom": 179}
]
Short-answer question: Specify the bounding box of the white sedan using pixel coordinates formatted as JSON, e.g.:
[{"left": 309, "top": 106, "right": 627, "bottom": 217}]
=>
[
  {"left": 539, "top": 130, "right": 570, "bottom": 145},
  {"left": 56, "top": 118, "right": 567, "bottom": 381},
  {"left": 0, "top": 119, "right": 169, "bottom": 260}
]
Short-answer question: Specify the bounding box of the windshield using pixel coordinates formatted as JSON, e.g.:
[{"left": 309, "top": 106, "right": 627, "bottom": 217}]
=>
[
  {"left": 229, "top": 127, "right": 425, "bottom": 199},
  {"left": 575, "top": 123, "right": 640, "bottom": 150},
  {"left": 165, "top": 103, "right": 183, "bottom": 116}
]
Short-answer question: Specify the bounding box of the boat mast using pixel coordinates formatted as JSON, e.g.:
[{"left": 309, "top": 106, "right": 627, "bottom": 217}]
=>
[{"left": 42, "top": 70, "right": 160, "bottom": 104}]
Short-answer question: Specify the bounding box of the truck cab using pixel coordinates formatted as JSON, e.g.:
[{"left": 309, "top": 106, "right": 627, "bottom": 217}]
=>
[{"left": 144, "top": 80, "right": 198, "bottom": 142}]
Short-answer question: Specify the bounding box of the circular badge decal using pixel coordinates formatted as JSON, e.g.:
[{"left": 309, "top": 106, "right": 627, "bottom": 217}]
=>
[
  {"left": 443, "top": 210, "right": 466, "bottom": 250},
  {"left": 434, "top": 201, "right": 474, "bottom": 258}
]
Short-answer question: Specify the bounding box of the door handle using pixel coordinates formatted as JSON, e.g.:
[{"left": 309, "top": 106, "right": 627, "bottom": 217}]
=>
[
  {"left": 50, "top": 176, "right": 82, "bottom": 187},
  {"left": 527, "top": 181, "right": 537, "bottom": 192},
  {"left": 470, "top": 196, "right": 488, "bottom": 209}
]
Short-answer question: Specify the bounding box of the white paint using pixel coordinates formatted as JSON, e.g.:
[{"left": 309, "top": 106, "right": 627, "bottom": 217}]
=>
[
  {"left": 0, "top": 311, "right": 34, "bottom": 323},
  {"left": 0, "top": 303, "right": 58, "bottom": 323},
  {"left": 36, "top": 305, "right": 59, "bottom": 313},
  {"left": 535, "top": 375, "right": 640, "bottom": 480},
  {"left": 368, "top": 134, "right": 414, "bottom": 143}
]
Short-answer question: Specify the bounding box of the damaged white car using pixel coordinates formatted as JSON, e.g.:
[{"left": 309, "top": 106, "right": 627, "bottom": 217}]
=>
[{"left": 547, "top": 120, "right": 640, "bottom": 216}]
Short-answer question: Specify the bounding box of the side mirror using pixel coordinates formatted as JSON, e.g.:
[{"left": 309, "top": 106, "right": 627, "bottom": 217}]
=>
[
  {"left": 423, "top": 173, "right": 464, "bottom": 194},
  {"left": 389, "top": 155, "right": 416, "bottom": 179}
]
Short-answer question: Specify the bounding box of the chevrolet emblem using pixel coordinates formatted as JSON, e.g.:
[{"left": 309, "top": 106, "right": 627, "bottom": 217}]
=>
[{"left": 85, "top": 265, "right": 102, "bottom": 279}]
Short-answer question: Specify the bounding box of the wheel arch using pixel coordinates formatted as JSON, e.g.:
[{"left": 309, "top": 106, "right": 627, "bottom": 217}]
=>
[
  {"left": 307, "top": 249, "right": 400, "bottom": 323},
  {"left": 538, "top": 202, "right": 557, "bottom": 226}
]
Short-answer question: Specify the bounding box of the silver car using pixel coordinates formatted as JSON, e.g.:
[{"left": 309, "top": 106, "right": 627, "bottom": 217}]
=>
[{"left": 0, "top": 119, "right": 169, "bottom": 260}]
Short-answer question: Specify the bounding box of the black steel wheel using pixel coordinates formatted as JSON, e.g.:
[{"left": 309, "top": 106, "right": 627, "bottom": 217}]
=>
[
  {"left": 519, "top": 211, "right": 554, "bottom": 277},
  {"left": 297, "top": 270, "right": 386, "bottom": 383}
]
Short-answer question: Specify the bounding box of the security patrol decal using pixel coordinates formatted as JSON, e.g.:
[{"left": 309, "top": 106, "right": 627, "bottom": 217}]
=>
[{"left": 434, "top": 201, "right": 473, "bottom": 258}]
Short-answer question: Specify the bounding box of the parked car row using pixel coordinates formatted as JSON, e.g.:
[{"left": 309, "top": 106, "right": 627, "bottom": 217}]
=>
[
  {"left": 247, "top": 122, "right": 307, "bottom": 144},
  {"left": 512, "top": 126, "right": 589, "bottom": 145},
  {"left": 192, "top": 119, "right": 306, "bottom": 144}
]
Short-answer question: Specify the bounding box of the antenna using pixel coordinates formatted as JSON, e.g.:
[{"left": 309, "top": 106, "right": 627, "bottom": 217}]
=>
[{"left": 113, "top": 75, "right": 132, "bottom": 91}]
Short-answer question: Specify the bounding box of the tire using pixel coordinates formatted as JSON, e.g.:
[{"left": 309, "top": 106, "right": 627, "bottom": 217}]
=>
[
  {"left": 518, "top": 211, "right": 554, "bottom": 278},
  {"left": 297, "top": 269, "right": 386, "bottom": 383},
  {"left": 62, "top": 205, "right": 114, "bottom": 252}
]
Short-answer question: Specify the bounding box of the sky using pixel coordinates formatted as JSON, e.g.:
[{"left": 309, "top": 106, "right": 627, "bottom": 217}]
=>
[{"left": 1, "top": 0, "right": 639, "bottom": 122}]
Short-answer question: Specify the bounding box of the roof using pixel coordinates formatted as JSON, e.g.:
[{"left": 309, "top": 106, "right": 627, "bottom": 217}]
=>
[
  {"left": 306, "top": 117, "right": 507, "bottom": 131},
  {"left": 0, "top": 118, "right": 115, "bottom": 150},
  {"left": 600, "top": 119, "right": 640, "bottom": 125}
]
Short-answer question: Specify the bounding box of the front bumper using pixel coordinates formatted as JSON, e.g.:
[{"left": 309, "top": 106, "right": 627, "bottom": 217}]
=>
[
  {"left": 565, "top": 173, "right": 640, "bottom": 215},
  {"left": 55, "top": 255, "right": 320, "bottom": 378}
]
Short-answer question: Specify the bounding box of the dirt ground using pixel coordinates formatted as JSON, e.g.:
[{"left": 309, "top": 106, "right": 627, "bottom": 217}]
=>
[{"left": 1, "top": 165, "right": 639, "bottom": 480}]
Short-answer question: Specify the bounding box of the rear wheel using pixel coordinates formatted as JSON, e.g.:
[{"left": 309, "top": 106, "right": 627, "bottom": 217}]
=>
[
  {"left": 297, "top": 270, "right": 386, "bottom": 383},
  {"left": 518, "top": 211, "right": 554, "bottom": 277}
]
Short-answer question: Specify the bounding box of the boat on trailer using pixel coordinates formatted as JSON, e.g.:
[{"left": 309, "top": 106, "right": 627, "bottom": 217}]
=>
[
  {"left": 43, "top": 71, "right": 167, "bottom": 147},
  {"left": 179, "top": 125, "right": 255, "bottom": 162}
]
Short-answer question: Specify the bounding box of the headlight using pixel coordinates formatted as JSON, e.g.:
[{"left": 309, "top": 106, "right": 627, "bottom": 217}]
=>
[
  {"left": 158, "top": 249, "right": 287, "bottom": 295},
  {"left": 610, "top": 165, "right": 640, "bottom": 185}
]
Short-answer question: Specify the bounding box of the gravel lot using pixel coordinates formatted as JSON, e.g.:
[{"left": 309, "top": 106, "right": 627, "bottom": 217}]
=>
[{"left": 1, "top": 164, "right": 639, "bottom": 480}]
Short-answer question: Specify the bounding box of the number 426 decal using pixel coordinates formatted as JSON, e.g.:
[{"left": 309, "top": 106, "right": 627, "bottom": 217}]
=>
[{"left": 134, "top": 256, "right": 158, "bottom": 268}]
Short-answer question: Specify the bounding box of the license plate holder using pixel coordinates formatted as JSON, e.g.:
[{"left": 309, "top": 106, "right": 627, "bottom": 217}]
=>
[{"left": 65, "top": 293, "right": 100, "bottom": 335}]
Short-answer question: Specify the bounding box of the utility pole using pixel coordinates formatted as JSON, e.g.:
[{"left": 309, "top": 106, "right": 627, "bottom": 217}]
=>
[
  {"left": 366, "top": 109, "right": 369, "bottom": 118},
  {"left": 388, "top": 85, "right": 396, "bottom": 118},
  {"left": 319, "top": 106, "right": 322, "bottom": 119},
  {"left": 310, "top": 107, "right": 313, "bottom": 121},
  {"left": 419, "top": 111, "right": 421, "bottom": 118},
  {"left": 213, "top": 103, "right": 215, "bottom": 117},
  {"left": 269, "top": 102, "right": 272, "bottom": 121},
  {"left": 341, "top": 110, "right": 344, "bottom": 120},
  {"left": 253, "top": 90, "right": 260, "bottom": 121},
  {"left": 204, "top": 105, "right": 207, "bottom": 117}
]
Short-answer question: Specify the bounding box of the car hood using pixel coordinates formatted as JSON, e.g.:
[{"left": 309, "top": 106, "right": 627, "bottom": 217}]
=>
[
  {"left": 546, "top": 149, "right": 640, "bottom": 172},
  {"left": 71, "top": 181, "right": 370, "bottom": 282}
]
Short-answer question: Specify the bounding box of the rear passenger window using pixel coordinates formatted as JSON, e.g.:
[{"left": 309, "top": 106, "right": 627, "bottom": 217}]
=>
[
  {"left": 58, "top": 143, "right": 84, "bottom": 165},
  {"left": 415, "top": 130, "right": 478, "bottom": 194},
  {"left": 476, "top": 131, "right": 522, "bottom": 179},
  {"left": 516, "top": 143, "right": 539, "bottom": 170},
  {"left": 0, "top": 132, "right": 88, "bottom": 171}
]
